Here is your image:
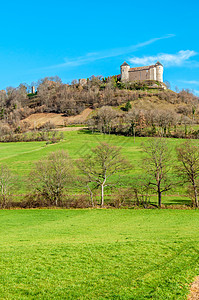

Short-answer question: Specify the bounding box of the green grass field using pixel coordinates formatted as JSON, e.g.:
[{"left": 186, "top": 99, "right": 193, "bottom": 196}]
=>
[
  {"left": 0, "top": 129, "right": 196, "bottom": 204},
  {"left": 0, "top": 209, "right": 198, "bottom": 299}
]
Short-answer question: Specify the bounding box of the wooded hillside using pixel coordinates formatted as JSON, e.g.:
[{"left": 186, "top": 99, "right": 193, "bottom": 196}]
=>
[{"left": 0, "top": 75, "right": 198, "bottom": 137}]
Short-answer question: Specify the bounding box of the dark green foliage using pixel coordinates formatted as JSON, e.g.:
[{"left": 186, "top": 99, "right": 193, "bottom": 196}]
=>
[
  {"left": 124, "top": 100, "right": 132, "bottom": 111},
  {"left": 0, "top": 108, "right": 4, "bottom": 119},
  {"left": 27, "top": 91, "right": 37, "bottom": 98}
]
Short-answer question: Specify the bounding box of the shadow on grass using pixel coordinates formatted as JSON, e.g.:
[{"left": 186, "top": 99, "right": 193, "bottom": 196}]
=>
[
  {"left": 150, "top": 198, "right": 192, "bottom": 207},
  {"left": 165, "top": 198, "right": 192, "bottom": 206},
  {"left": 77, "top": 129, "right": 94, "bottom": 135}
]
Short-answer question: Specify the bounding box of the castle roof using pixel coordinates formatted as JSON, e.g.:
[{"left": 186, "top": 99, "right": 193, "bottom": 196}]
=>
[
  {"left": 155, "top": 61, "right": 163, "bottom": 66},
  {"left": 129, "top": 61, "right": 163, "bottom": 72},
  {"left": 129, "top": 65, "right": 155, "bottom": 72},
  {"left": 121, "top": 61, "right": 130, "bottom": 67}
]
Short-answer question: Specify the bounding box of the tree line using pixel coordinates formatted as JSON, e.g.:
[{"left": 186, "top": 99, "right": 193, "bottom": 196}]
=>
[
  {"left": 0, "top": 138, "right": 199, "bottom": 209},
  {"left": 88, "top": 105, "right": 199, "bottom": 139}
]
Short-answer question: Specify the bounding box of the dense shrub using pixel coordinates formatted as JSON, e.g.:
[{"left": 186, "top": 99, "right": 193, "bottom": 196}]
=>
[{"left": 0, "top": 131, "right": 63, "bottom": 143}]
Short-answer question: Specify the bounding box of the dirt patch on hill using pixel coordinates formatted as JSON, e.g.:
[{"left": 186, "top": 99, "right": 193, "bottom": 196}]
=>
[
  {"left": 21, "top": 108, "right": 92, "bottom": 129},
  {"left": 188, "top": 277, "right": 199, "bottom": 299},
  {"left": 54, "top": 127, "right": 86, "bottom": 131}
]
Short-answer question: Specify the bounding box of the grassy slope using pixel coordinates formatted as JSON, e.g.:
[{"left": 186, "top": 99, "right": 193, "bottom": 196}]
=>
[
  {"left": 0, "top": 130, "right": 194, "bottom": 204},
  {"left": 0, "top": 209, "right": 199, "bottom": 299},
  {"left": 0, "top": 130, "right": 195, "bottom": 204}
]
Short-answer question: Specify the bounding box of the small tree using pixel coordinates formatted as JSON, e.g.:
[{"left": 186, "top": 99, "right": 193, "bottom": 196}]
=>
[
  {"left": 124, "top": 101, "right": 132, "bottom": 112},
  {"left": 30, "top": 150, "right": 74, "bottom": 206},
  {"left": 91, "top": 106, "right": 118, "bottom": 134},
  {"left": 77, "top": 176, "right": 98, "bottom": 207},
  {"left": 176, "top": 141, "right": 199, "bottom": 207},
  {"left": 0, "top": 164, "right": 13, "bottom": 208},
  {"left": 142, "top": 138, "right": 173, "bottom": 207},
  {"left": 77, "top": 143, "right": 130, "bottom": 207},
  {"left": 131, "top": 177, "right": 151, "bottom": 208}
]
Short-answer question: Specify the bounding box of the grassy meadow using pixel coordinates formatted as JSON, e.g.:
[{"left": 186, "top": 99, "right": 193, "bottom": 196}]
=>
[
  {"left": 0, "top": 209, "right": 199, "bottom": 299},
  {"left": 0, "top": 129, "right": 196, "bottom": 204},
  {"left": 1, "top": 131, "right": 199, "bottom": 299}
]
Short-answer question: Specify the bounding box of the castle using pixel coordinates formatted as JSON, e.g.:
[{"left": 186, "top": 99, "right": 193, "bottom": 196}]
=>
[
  {"left": 119, "top": 61, "right": 163, "bottom": 82},
  {"left": 78, "top": 61, "right": 164, "bottom": 86}
]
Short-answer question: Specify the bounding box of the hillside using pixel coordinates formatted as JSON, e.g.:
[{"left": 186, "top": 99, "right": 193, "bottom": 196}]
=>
[
  {"left": 0, "top": 76, "right": 198, "bottom": 136},
  {"left": 0, "top": 130, "right": 192, "bottom": 205}
]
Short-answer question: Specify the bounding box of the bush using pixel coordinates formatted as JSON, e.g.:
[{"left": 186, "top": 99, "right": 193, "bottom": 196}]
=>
[{"left": 37, "top": 121, "right": 55, "bottom": 131}]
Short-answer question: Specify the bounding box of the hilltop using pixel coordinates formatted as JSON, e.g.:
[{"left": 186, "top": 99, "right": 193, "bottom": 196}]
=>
[{"left": 0, "top": 76, "right": 198, "bottom": 137}]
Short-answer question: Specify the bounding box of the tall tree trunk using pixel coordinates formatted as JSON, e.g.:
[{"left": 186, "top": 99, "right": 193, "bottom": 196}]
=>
[
  {"left": 90, "top": 190, "right": 94, "bottom": 207},
  {"left": 87, "top": 185, "right": 94, "bottom": 207},
  {"left": 158, "top": 189, "right": 162, "bottom": 207},
  {"left": 193, "top": 185, "right": 198, "bottom": 207},
  {"left": 101, "top": 184, "right": 104, "bottom": 207}
]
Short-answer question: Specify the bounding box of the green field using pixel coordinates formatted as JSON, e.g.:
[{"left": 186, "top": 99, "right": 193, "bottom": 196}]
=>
[
  {"left": 0, "top": 130, "right": 196, "bottom": 204},
  {"left": 1, "top": 132, "right": 199, "bottom": 299},
  {"left": 0, "top": 209, "right": 198, "bottom": 299}
]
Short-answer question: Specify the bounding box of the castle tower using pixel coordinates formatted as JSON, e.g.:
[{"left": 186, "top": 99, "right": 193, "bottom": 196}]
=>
[
  {"left": 32, "top": 86, "right": 35, "bottom": 94},
  {"left": 120, "top": 62, "right": 130, "bottom": 82},
  {"left": 155, "top": 62, "right": 163, "bottom": 82}
]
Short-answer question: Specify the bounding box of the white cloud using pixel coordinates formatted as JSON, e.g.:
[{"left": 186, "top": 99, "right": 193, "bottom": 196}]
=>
[
  {"left": 179, "top": 80, "right": 199, "bottom": 85},
  {"left": 129, "top": 50, "right": 197, "bottom": 67},
  {"left": 40, "top": 34, "right": 175, "bottom": 70},
  {"left": 193, "top": 90, "right": 199, "bottom": 96}
]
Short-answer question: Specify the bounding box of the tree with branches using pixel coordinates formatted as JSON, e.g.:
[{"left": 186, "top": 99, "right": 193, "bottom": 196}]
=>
[
  {"left": 77, "top": 142, "right": 130, "bottom": 207},
  {"left": 0, "top": 164, "right": 13, "bottom": 208},
  {"left": 30, "top": 150, "right": 74, "bottom": 206},
  {"left": 176, "top": 141, "right": 199, "bottom": 207},
  {"left": 142, "top": 138, "right": 173, "bottom": 207}
]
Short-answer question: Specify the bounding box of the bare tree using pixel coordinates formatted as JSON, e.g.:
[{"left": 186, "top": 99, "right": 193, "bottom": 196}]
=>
[
  {"left": 142, "top": 138, "right": 173, "bottom": 207},
  {"left": 131, "top": 176, "right": 151, "bottom": 208},
  {"left": 77, "top": 142, "right": 130, "bottom": 207},
  {"left": 176, "top": 141, "right": 199, "bottom": 207},
  {"left": 0, "top": 164, "right": 13, "bottom": 208},
  {"left": 91, "top": 106, "right": 118, "bottom": 134},
  {"left": 77, "top": 176, "right": 98, "bottom": 207},
  {"left": 164, "top": 80, "right": 171, "bottom": 89},
  {"left": 30, "top": 150, "right": 74, "bottom": 206}
]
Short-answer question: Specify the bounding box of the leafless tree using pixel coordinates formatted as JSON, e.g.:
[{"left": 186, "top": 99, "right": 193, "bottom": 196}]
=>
[
  {"left": 176, "top": 141, "right": 199, "bottom": 207},
  {"left": 89, "top": 106, "right": 118, "bottom": 134},
  {"left": 164, "top": 80, "right": 171, "bottom": 89},
  {"left": 0, "top": 164, "right": 13, "bottom": 208},
  {"left": 142, "top": 138, "right": 173, "bottom": 207},
  {"left": 77, "top": 142, "right": 130, "bottom": 207},
  {"left": 77, "top": 176, "right": 98, "bottom": 207},
  {"left": 131, "top": 176, "right": 151, "bottom": 208},
  {"left": 30, "top": 150, "right": 75, "bottom": 206},
  {"left": 180, "top": 115, "right": 192, "bottom": 137}
]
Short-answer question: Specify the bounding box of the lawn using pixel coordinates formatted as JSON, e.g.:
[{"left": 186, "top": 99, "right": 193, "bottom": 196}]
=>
[{"left": 0, "top": 209, "right": 198, "bottom": 299}]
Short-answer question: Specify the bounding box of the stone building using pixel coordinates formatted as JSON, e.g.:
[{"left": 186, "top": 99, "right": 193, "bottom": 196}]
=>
[
  {"left": 79, "top": 78, "right": 87, "bottom": 86},
  {"left": 120, "top": 61, "right": 163, "bottom": 82},
  {"left": 32, "top": 86, "right": 36, "bottom": 94}
]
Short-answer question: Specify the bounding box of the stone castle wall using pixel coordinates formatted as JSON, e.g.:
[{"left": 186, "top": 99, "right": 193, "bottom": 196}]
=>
[
  {"left": 120, "top": 62, "right": 163, "bottom": 82},
  {"left": 129, "top": 68, "right": 155, "bottom": 81}
]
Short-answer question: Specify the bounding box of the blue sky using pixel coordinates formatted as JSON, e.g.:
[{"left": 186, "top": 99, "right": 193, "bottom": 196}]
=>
[{"left": 0, "top": 0, "right": 199, "bottom": 94}]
